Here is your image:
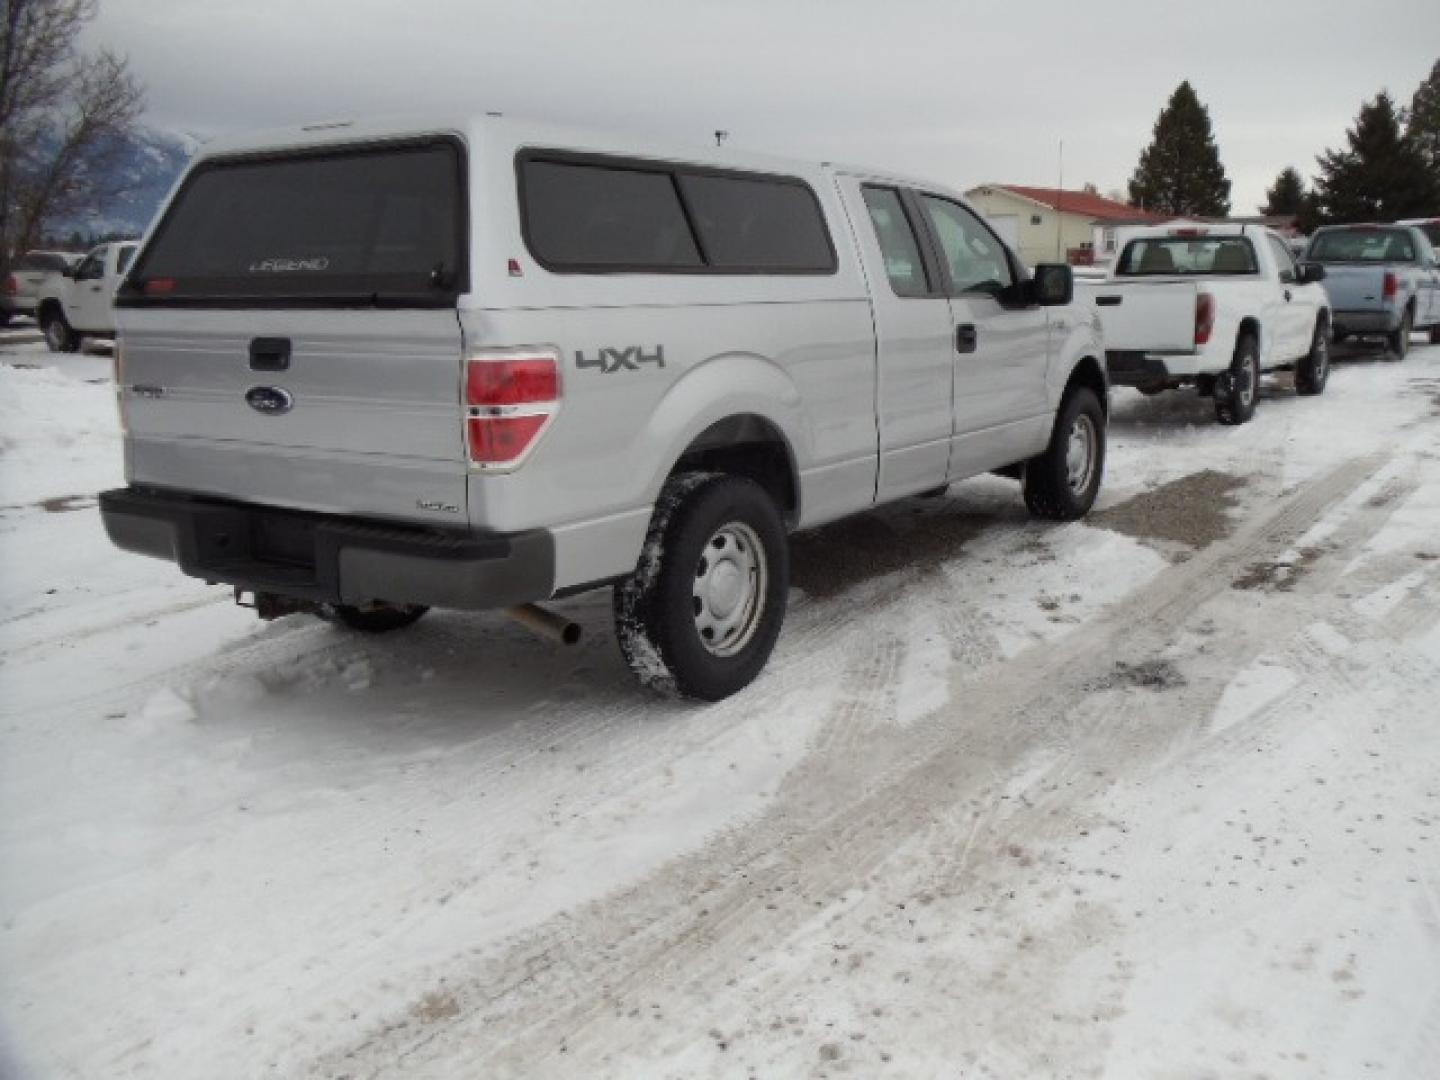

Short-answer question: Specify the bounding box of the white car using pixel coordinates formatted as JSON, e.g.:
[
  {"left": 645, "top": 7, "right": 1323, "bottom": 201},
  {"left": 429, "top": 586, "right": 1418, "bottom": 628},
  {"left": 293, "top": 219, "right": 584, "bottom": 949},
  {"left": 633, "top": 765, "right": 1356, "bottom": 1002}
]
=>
[
  {"left": 1083, "top": 224, "right": 1331, "bottom": 423},
  {"left": 36, "top": 241, "right": 138, "bottom": 352}
]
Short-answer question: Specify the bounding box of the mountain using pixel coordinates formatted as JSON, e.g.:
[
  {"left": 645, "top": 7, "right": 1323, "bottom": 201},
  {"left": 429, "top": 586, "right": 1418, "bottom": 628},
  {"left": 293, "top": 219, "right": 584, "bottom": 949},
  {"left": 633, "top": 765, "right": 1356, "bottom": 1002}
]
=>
[{"left": 46, "top": 127, "right": 202, "bottom": 243}]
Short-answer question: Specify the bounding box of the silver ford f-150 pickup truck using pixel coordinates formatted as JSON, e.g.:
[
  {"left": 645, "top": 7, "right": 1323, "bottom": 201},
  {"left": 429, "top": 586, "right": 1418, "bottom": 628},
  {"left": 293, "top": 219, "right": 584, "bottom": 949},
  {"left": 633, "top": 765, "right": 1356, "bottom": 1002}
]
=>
[
  {"left": 100, "top": 115, "right": 1109, "bottom": 699},
  {"left": 1304, "top": 223, "right": 1440, "bottom": 355}
]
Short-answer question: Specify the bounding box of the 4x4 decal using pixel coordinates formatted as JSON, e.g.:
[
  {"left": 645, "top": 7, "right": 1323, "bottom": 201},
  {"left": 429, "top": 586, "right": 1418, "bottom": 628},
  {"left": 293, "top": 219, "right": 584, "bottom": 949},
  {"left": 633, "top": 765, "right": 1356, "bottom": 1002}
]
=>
[{"left": 576, "top": 345, "right": 665, "bottom": 374}]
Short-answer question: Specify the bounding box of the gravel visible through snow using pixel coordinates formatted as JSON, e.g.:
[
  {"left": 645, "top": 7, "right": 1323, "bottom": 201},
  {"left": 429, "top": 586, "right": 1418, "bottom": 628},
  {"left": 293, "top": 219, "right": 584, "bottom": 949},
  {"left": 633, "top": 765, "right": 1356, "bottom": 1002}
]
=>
[{"left": 2, "top": 339, "right": 1440, "bottom": 1079}]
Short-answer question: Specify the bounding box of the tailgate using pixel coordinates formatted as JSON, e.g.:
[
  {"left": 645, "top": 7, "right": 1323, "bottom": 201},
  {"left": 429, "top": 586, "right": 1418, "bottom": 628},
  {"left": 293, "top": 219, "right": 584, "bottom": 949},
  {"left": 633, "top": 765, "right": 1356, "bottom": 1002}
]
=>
[
  {"left": 1082, "top": 281, "right": 1198, "bottom": 353},
  {"left": 120, "top": 309, "right": 468, "bottom": 526},
  {"left": 1319, "top": 265, "right": 1388, "bottom": 311}
]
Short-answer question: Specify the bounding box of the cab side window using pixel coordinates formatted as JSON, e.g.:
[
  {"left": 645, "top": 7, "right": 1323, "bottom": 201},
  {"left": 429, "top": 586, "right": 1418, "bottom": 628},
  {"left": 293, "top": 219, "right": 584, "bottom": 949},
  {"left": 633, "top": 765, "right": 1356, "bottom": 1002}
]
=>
[
  {"left": 74, "top": 253, "right": 104, "bottom": 281},
  {"left": 919, "top": 196, "right": 1014, "bottom": 297},
  {"left": 861, "top": 186, "right": 931, "bottom": 298},
  {"left": 1267, "top": 235, "right": 1297, "bottom": 283}
]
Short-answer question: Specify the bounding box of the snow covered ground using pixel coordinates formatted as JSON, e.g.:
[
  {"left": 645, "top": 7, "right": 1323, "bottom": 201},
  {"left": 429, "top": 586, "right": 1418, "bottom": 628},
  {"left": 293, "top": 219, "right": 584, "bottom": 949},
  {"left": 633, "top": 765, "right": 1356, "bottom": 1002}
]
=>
[{"left": 2, "top": 337, "right": 1439, "bottom": 1078}]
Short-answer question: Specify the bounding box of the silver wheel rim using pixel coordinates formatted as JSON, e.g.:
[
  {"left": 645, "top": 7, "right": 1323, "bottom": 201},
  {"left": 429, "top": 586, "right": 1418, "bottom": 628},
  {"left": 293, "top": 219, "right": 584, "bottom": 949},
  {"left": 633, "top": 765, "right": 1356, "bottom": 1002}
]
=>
[
  {"left": 693, "top": 522, "right": 767, "bottom": 658},
  {"left": 1065, "top": 413, "right": 1097, "bottom": 494},
  {"left": 45, "top": 319, "right": 63, "bottom": 350}
]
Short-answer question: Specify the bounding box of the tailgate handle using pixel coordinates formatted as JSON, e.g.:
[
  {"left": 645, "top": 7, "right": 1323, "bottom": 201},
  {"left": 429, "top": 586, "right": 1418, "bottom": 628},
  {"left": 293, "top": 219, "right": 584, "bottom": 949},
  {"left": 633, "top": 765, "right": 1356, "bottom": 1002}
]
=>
[
  {"left": 250, "top": 337, "right": 291, "bottom": 371},
  {"left": 1095, "top": 295, "right": 1122, "bottom": 307}
]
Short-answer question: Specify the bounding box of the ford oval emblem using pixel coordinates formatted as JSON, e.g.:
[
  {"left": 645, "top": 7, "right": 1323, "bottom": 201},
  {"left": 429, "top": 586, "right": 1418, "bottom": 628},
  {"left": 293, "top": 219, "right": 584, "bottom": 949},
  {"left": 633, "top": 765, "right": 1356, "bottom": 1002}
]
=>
[{"left": 245, "top": 386, "right": 293, "bottom": 415}]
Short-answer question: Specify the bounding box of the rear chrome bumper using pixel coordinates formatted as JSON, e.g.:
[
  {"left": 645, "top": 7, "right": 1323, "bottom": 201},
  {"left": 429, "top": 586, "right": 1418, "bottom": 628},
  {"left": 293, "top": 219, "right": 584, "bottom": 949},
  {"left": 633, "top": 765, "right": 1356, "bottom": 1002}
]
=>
[{"left": 99, "top": 487, "right": 555, "bottom": 610}]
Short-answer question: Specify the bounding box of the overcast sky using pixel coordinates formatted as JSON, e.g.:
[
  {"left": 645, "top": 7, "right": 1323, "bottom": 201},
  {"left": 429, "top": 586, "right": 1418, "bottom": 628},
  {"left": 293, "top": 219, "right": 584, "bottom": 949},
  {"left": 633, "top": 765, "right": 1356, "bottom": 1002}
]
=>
[{"left": 86, "top": 0, "right": 1440, "bottom": 214}]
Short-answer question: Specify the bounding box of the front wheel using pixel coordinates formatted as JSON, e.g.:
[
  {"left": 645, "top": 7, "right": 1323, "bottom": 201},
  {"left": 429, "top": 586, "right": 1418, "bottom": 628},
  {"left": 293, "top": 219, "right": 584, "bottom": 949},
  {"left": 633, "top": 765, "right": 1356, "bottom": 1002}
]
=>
[
  {"left": 1387, "top": 309, "right": 1411, "bottom": 360},
  {"left": 1215, "top": 334, "right": 1260, "bottom": 425},
  {"left": 1295, "top": 320, "right": 1330, "bottom": 396},
  {"left": 1023, "top": 387, "right": 1106, "bottom": 521},
  {"left": 614, "top": 473, "right": 789, "bottom": 701}
]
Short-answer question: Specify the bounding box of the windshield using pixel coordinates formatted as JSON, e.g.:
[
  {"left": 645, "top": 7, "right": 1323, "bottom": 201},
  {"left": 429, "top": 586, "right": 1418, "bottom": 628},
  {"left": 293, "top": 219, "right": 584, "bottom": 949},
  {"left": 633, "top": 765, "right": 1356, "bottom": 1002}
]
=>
[
  {"left": 126, "top": 139, "right": 464, "bottom": 304},
  {"left": 1308, "top": 228, "right": 1417, "bottom": 263},
  {"left": 1115, "top": 236, "right": 1257, "bottom": 276}
]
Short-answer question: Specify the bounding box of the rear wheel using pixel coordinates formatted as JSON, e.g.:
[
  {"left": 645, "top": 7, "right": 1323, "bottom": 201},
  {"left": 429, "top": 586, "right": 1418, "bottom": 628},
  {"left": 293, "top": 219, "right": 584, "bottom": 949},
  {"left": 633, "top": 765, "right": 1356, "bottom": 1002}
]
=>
[
  {"left": 1295, "top": 319, "right": 1330, "bottom": 396},
  {"left": 41, "top": 309, "right": 78, "bottom": 353},
  {"left": 614, "top": 473, "right": 788, "bottom": 701},
  {"left": 1215, "top": 334, "right": 1260, "bottom": 425},
  {"left": 1022, "top": 387, "right": 1105, "bottom": 521},
  {"left": 1429, "top": 323, "right": 1440, "bottom": 346},
  {"left": 1387, "top": 308, "right": 1412, "bottom": 359},
  {"left": 323, "top": 602, "right": 429, "bottom": 633}
]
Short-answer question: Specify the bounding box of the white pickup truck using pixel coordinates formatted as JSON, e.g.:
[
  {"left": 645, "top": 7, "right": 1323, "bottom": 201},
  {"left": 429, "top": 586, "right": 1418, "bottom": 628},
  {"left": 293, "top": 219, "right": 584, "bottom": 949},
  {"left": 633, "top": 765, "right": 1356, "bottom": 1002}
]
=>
[
  {"left": 1085, "top": 225, "right": 1331, "bottom": 424},
  {"left": 36, "top": 240, "right": 138, "bottom": 352}
]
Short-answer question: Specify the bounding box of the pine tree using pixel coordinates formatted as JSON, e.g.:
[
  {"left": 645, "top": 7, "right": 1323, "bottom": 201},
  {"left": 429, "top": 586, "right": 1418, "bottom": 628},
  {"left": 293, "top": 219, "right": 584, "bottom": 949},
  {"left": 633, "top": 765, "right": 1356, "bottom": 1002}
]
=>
[
  {"left": 1313, "top": 91, "right": 1438, "bottom": 223},
  {"left": 1404, "top": 58, "right": 1440, "bottom": 178},
  {"left": 1260, "top": 167, "right": 1306, "bottom": 216},
  {"left": 1128, "top": 81, "right": 1232, "bottom": 217}
]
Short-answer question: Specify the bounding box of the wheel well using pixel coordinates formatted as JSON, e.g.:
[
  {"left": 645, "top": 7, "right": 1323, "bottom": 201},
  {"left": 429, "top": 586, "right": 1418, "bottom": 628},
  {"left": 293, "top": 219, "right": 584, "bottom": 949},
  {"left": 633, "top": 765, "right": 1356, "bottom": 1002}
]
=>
[
  {"left": 672, "top": 415, "right": 799, "bottom": 525},
  {"left": 36, "top": 299, "right": 62, "bottom": 323},
  {"left": 1238, "top": 316, "right": 1260, "bottom": 345},
  {"left": 1064, "top": 355, "right": 1108, "bottom": 415}
]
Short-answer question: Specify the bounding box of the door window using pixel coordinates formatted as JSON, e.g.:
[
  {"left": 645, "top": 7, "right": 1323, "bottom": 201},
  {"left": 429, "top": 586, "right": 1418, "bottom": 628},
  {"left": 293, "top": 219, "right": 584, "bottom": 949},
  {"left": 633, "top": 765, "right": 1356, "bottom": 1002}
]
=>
[
  {"left": 73, "top": 254, "right": 104, "bottom": 281},
  {"left": 861, "top": 186, "right": 931, "bottom": 298},
  {"left": 1267, "top": 235, "right": 1297, "bottom": 283},
  {"left": 919, "top": 196, "right": 1014, "bottom": 297}
]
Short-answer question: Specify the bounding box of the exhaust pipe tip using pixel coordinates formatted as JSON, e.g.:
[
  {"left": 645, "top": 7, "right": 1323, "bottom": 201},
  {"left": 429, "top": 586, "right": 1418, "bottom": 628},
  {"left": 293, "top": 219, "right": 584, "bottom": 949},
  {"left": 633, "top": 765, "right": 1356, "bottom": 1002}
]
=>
[{"left": 505, "top": 603, "right": 582, "bottom": 646}]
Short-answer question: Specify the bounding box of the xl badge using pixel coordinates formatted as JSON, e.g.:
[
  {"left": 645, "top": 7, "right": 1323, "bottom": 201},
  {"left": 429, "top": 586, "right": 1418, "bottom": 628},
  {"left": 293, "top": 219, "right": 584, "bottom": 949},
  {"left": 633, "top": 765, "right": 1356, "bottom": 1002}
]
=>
[{"left": 245, "top": 386, "right": 294, "bottom": 415}]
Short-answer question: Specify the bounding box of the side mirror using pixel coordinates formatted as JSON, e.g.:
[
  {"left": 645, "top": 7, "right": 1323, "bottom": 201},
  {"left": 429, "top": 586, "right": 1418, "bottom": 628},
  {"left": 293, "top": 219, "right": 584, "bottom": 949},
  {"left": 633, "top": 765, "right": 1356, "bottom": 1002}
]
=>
[
  {"left": 61, "top": 265, "right": 76, "bottom": 279},
  {"left": 1297, "top": 262, "right": 1326, "bottom": 284},
  {"left": 1031, "top": 263, "right": 1074, "bottom": 306}
]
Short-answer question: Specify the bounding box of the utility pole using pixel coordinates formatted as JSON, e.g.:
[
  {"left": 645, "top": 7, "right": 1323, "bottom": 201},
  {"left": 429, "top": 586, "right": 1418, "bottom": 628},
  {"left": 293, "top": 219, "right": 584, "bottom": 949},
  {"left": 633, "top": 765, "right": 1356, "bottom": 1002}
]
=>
[
  {"left": 1056, "top": 138, "right": 1065, "bottom": 261},
  {"left": 715, "top": 130, "right": 729, "bottom": 148}
]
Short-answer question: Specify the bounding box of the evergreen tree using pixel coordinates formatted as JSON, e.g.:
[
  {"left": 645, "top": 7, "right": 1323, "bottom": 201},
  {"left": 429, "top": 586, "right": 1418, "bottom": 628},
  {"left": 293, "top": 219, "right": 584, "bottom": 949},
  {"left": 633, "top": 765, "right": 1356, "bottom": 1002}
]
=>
[
  {"left": 1260, "top": 167, "right": 1306, "bottom": 216},
  {"left": 1313, "top": 91, "right": 1438, "bottom": 223},
  {"left": 1403, "top": 58, "right": 1440, "bottom": 178},
  {"left": 1128, "top": 81, "right": 1232, "bottom": 217}
]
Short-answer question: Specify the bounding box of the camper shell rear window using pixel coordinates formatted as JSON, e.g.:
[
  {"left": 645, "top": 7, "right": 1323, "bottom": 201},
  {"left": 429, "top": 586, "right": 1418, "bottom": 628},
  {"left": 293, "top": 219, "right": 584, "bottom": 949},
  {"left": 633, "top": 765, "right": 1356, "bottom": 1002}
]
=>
[
  {"left": 517, "top": 150, "right": 837, "bottom": 274},
  {"left": 121, "top": 138, "right": 466, "bottom": 306}
]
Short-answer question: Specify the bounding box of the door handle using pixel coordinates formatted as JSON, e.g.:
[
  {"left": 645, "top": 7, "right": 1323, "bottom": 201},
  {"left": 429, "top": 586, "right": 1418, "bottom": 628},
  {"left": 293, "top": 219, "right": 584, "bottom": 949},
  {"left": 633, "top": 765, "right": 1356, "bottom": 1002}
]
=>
[
  {"left": 249, "top": 337, "right": 292, "bottom": 371},
  {"left": 955, "top": 324, "right": 978, "bottom": 354}
]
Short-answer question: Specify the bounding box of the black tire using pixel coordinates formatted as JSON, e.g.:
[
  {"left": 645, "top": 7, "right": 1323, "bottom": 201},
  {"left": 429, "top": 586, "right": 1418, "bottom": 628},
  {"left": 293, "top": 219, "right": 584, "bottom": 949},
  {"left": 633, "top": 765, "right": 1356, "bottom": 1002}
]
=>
[
  {"left": 1295, "top": 319, "right": 1330, "bottom": 396},
  {"left": 1430, "top": 324, "right": 1440, "bottom": 346},
  {"left": 1387, "top": 308, "right": 1411, "bottom": 360},
  {"left": 1215, "top": 333, "right": 1260, "bottom": 425},
  {"left": 323, "top": 603, "right": 429, "bottom": 633},
  {"left": 1022, "top": 387, "right": 1106, "bottom": 521},
  {"left": 0, "top": 310, "right": 12, "bottom": 328},
  {"left": 614, "top": 473, "right": 788, "bottom": 701},
  {"left": 41, "top": 309, "right": 79, "bottom": 353}
]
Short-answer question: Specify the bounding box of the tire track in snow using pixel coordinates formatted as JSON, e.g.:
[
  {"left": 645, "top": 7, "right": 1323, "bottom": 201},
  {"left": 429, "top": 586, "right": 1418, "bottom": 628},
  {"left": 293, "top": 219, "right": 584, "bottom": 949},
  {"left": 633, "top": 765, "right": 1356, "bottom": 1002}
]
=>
[{"left": 316, "top": 453, "right": 1394, "bottom": 1078}]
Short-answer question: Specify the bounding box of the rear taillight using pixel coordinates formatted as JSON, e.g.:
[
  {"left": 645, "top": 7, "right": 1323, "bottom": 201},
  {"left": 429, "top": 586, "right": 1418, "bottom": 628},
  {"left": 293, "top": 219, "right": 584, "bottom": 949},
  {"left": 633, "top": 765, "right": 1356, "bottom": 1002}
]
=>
[
  {"left": 1195, "top": 292, "right": 1216, "bottom": 346},
  {"left": 1382, "top": 272, "right": 1398, "bottom": 299},
  {"left": 3, "top": 274, "right": 16, "bottom": 296},
  {"left": 464, "top": 351, "right": 560, "bottom": 469}
]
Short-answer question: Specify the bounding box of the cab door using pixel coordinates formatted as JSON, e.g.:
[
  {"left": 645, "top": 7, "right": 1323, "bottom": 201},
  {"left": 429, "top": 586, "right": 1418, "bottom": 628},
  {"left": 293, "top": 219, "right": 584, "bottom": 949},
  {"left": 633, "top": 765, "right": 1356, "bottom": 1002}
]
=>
[
  {"left": 67, "top": 246, "right": 109, "bottom": 331},
  {"left": 841, "top": 178, "right": 955, "bottom": 502},
  {"left": 912, "top": 193, "right": 1052, "bottom": 479},
  {"left": 1265, "top": 233, "right": 1312, "bottom": 359}
]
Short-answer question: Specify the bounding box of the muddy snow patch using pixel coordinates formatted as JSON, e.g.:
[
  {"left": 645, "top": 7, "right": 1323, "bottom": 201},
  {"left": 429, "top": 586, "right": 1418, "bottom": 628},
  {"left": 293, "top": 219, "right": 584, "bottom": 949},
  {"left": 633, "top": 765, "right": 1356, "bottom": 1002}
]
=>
[
  {"left": 1090, "top": 469, "right": 1246, "bottom": 554},
  {"left": 894, "top": 608, "right": 950, "bottom": 725}
]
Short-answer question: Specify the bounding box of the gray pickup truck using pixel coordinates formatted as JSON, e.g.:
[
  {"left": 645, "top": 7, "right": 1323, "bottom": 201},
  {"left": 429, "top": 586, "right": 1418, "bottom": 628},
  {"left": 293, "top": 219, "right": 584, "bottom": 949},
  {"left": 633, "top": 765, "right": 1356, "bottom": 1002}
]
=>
[
  {"left": 1304, "top": 224, "right": 1440, "bottom": 355},
  {"left": 99, "top": 115, "right": 1110, "bottom": 700}
]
